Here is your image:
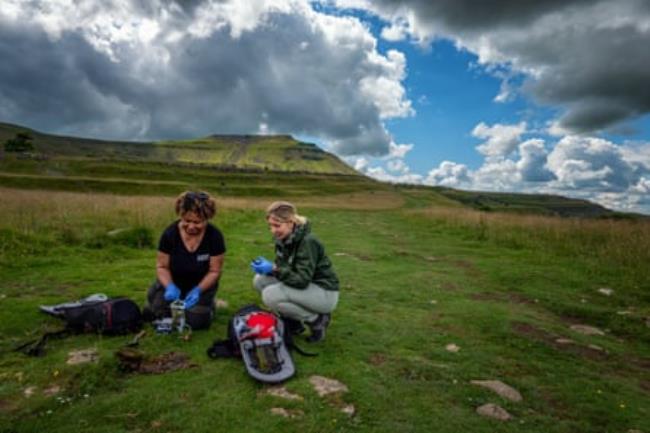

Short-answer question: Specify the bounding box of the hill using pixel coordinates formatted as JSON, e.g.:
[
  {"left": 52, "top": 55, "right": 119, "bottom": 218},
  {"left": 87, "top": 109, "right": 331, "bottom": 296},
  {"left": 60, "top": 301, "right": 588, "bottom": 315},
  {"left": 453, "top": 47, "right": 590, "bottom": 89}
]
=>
[{"left": 0, "top": 122, "right": 358, "bottom": 175}]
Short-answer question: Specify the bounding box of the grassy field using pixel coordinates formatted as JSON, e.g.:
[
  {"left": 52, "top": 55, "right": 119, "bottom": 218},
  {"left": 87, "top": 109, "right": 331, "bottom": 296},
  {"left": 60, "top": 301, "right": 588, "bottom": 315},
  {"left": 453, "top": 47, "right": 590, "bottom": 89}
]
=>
[{"left": 0, "top": 187, "right": 648, "bottom": 433}]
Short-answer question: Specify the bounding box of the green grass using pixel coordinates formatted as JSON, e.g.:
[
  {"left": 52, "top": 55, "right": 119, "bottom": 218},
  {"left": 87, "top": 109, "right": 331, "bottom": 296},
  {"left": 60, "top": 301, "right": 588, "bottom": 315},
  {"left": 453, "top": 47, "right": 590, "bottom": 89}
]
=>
[
  {"left": 0, "top": 189, "right": 648, "bottom": 433},
  {"left": 0, "top": 156, "right": 386, "bottom": 198}
]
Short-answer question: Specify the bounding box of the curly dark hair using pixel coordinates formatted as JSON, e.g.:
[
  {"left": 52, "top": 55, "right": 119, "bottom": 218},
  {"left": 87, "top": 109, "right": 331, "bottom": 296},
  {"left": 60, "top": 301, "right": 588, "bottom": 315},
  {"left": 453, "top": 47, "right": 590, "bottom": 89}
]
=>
[{"left": 174, "top": 191, "right": 217, "bottom": 220}]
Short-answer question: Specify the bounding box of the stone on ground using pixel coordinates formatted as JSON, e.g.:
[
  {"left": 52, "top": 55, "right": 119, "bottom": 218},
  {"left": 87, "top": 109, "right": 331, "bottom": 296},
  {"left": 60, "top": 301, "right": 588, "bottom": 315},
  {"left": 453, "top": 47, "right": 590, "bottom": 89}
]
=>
[
  {"left": 445, "top": 343, "right": 460, "bottom": 352},
  {"left": 341, "top": 404, "right": 356, "bottom": 416},
  {"left": 309, "top": 375, "right": 348, "bottom": 396},
  {"left": 67, "top": 349, "right": 99, "bottom": 365},
  {"left": 570, "top": 325, "right": 605, "bottom": 336},
  {"left": 43, "top": 385, "right": 61, "bottom": 396},
  {"left": 598, "top": 287, "right": 614, "bottom": 296},
  {"left": 263, "top": 386, "right": 303, "bottom": 401},
  {"left": 470, "top": 380, "right": 523, "bottom": 402},
  {"left": 270, "top": 407, "right": 303, "bottom": 418},
  {"left": 476, "top": 403, "right": 512, "bottom": 421}
]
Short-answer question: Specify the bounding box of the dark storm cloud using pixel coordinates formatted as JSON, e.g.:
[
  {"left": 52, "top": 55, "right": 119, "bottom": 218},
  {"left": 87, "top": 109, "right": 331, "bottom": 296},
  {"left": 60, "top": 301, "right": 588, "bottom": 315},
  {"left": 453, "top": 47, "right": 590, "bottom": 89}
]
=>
[
  {"left": 352, "top": 0, "right": 650, "bottom": 134},
  {"left": 0, "top": 1, "right": 408, "bottom": 155},
  {"left": 362, "top": 0, "right": 595, "bottom": 32},
  {"left": 0, "top": 22, "right": 135, "bottom": 134}
]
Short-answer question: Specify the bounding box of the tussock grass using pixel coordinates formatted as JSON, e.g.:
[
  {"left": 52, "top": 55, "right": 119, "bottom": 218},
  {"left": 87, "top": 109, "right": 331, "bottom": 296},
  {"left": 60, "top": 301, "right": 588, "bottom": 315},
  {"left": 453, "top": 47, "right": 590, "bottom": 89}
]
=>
[
  {"left": 412, "top": 207, "right": 650, "bottom": 286},
  {"left": 0, "top": 188, "right": 404, "bottom": 231}
]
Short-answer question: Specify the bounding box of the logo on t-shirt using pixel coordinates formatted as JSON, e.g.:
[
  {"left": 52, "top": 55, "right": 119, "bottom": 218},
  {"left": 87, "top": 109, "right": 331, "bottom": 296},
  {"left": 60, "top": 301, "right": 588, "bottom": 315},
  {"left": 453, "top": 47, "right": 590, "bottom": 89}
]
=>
[{"left": 197, "top": 254, "right": 210, "bottom": 262}]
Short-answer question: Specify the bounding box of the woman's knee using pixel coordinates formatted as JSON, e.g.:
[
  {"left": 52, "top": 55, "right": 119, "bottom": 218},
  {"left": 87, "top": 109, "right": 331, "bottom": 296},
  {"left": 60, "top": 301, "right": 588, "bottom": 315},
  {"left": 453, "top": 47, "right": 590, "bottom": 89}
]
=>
[
  {"left": 254, "top": 274, "right": 279, "bottom": 292},
  {"left": 186, "top": 305, "right": 214, "bottom": 330},
  {"left": 261, "top": 284, "right": 286, "bottom": 309}
]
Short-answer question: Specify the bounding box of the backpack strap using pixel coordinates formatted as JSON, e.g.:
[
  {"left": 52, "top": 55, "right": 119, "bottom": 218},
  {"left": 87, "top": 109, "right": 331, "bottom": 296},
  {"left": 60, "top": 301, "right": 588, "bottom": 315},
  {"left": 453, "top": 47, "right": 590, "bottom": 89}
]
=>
[
  {"left": 207, "top": 338, "right": 238, "bottom": 358},
  {"left": 14, "top": 329, "right": 69, "bottom": 357},
  {"left": 281, "top": 319, "right": 318, "bottom": 357}
]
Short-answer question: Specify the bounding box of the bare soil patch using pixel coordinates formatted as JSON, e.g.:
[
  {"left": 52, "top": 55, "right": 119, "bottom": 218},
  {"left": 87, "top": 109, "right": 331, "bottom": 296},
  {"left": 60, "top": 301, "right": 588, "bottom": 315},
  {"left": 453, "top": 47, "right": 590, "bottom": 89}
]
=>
[
  {"left": 115, "top": 349, "right": 197, "bottom": 374},
  {"left": 369, "top": 353, "right": 387, "bottom": 366}
]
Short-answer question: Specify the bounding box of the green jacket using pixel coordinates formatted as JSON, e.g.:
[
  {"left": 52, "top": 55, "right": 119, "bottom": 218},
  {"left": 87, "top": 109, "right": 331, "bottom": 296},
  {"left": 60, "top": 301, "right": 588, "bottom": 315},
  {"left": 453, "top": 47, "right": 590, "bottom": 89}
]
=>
[{"left": 274, "top": 221, "right": 339, "bottom": 291}]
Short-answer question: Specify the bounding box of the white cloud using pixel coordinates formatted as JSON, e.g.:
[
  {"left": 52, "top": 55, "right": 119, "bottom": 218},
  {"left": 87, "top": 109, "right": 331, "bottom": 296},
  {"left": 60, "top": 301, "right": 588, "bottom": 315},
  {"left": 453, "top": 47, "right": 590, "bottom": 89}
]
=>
[
  {"left": 381, "top": 18, "right": 409, "bottom": 42},
  {"left": 472, "top": 157, "right": 520, "bottom": 191},
  {"left": 546, "top": 136, "right": 639, "bottom": 191},
  {"left": 516, "top": 139, "right": 555, "bottom": 182},
  {"left": 352, "top": 156, "right": 369, "bottom": 171},
  {"left": 472, "top": 121, "right": 527, "bottom": 157},
  {"left": 359, "top": 49, "right": 414, "bottom": 119},
  {"left": 387, "top": 141, "right": 414, "bottom": 159},
  {"left": 387, "top": 158, "right": 409, "bottom": 174},
  {"left": 425, "top": 161, "right": 471, "bottom": 187},
  {"left": 632, "top": 177, "right": 650, "bottom": 194}
]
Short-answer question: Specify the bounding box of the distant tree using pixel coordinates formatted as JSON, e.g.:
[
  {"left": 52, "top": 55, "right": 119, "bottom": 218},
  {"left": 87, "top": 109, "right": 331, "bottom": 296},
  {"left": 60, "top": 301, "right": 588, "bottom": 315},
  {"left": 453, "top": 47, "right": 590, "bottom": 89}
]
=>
[{"left": 4, "top": 131, "right": 34, "bottom": 152}]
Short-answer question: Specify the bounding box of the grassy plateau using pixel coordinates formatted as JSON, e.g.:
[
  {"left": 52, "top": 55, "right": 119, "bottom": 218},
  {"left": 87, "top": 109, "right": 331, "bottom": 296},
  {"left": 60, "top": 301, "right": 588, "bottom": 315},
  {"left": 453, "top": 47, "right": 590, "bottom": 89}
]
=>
[{"left": 0, "top": 125, "right": 649, "bottom": 432}]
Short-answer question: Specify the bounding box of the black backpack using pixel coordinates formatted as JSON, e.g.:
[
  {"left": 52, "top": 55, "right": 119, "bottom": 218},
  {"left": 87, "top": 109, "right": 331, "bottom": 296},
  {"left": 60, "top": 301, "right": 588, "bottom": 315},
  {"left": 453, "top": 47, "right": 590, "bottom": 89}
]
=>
[
  {"left": 16, "top": 297, "right": 142, "bottom": 357},
  {"left": 62, "top": 298, "right": 143, "bottom": 335}
]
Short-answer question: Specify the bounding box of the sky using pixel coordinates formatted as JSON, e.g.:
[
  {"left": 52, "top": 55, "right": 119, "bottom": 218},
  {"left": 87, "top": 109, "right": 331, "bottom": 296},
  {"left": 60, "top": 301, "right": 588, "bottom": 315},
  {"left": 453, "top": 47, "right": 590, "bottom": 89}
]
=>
[{"left": 1, "top": 0, "right": 649, "bottom": 213}]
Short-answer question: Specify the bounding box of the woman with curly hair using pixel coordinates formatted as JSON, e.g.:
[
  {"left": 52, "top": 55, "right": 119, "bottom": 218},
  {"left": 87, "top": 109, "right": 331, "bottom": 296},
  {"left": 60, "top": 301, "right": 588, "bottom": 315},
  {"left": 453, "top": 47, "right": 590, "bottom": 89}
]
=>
[{"left": 145, "top": 191, "right": 226, "bottom": 330}]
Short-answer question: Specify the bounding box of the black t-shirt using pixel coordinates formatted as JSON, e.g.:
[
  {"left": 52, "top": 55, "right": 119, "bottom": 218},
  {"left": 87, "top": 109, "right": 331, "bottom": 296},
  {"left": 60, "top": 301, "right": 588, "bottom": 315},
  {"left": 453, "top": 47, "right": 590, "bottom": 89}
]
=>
[{"left": 158, "top": 221, "right": 226, "bottom": 293}]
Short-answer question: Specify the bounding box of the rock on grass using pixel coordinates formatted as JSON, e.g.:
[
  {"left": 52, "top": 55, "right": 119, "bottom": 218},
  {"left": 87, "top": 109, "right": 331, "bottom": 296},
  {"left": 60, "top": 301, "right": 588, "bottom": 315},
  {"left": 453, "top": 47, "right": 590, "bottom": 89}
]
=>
[
  {"left": 309, "top": 375, "right": 348, "bottom": 396},
  {"left": 476, "top": 403, "right": 512, "bottom": 421},
  {"left": 470, "top": 380, "right": 522, "bottom": 402},
  {"left": 570, "top": 325, "right": 605, "bottom": 336},
  {"left": 263, "top": 386, "right": 303, "bottom": 401}
]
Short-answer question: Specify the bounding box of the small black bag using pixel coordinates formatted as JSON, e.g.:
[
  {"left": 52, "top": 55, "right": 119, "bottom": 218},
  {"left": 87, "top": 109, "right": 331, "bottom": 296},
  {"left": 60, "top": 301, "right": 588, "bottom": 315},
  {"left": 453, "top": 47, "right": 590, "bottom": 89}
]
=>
[
  {"left": 63, "top": 298, "right": 143, "bottom": 335},
  {"left": 16, "top": 297, "right": 142, "bottom": 357}
]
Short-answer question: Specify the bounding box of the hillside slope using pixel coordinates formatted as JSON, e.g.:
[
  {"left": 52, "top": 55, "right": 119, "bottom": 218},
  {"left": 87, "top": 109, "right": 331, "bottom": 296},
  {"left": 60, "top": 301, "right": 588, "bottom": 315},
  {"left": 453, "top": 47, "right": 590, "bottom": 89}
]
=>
[{"left": 0, "top": 122, "right": 357, "bottom": 175}]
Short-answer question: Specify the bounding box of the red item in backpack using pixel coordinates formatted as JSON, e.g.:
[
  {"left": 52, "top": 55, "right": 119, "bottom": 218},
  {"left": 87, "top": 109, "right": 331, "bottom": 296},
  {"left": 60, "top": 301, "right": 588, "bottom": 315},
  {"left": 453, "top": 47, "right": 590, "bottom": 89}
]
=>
[{"left": 242, "top": 312, "right": 277, "bottom": 340}]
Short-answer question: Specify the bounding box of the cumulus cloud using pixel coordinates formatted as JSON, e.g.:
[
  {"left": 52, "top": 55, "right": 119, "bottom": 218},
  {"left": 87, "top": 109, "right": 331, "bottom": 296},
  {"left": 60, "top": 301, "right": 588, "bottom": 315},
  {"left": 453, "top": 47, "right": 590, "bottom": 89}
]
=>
[
  {"left": 0, "top": 0, "right": 412, "bottom": 155},
  {"left": 387, "top": 158, "right": 409, "bottom": 174},
  {"left": 546, "top": 136, "right": 641, "bottom": 191},
  {"left": 517, "top": 139, "right": 555, "bottom": 182},
  {"left": 472, "top": 122, "right": 526, "bottom": 157},
  {"left": 425, "top": 161, "right": 471, "bottom": 187},
  {"left": 335, "top": 0, "right": 650, "bottom": 134},
  {"left": 363, "top": 165, "right": 423, "bottom": 184},
  {"left": 387, "top": 141, "right": 414, "bottom": 159}
]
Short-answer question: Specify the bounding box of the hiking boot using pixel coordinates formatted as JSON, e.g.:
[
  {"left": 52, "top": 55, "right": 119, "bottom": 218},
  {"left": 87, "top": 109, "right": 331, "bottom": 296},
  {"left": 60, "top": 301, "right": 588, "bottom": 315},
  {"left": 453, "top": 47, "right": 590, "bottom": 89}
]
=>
[
  {"left": 306, "top": 313, "right": 331, "bottom": 343},
  {"left": 283, "top": 317, "right": 306, "bottom": 335}
]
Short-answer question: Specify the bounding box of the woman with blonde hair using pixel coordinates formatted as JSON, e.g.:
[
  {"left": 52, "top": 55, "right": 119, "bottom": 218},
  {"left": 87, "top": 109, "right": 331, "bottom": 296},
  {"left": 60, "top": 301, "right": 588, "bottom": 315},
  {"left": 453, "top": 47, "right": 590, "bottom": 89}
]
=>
[
  {"left": 251, "top": 201, "right": 339, "bottom": 342},
  {"left": 144, "top": 191, "right": 226, "bottom": 330}
]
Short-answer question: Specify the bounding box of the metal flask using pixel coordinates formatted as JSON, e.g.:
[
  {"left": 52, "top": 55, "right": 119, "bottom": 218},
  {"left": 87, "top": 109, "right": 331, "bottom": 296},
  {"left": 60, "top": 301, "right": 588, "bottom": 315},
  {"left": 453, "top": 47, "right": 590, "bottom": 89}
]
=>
[{"left": 170, "top": 299, "right": 187, "bottom": 333}]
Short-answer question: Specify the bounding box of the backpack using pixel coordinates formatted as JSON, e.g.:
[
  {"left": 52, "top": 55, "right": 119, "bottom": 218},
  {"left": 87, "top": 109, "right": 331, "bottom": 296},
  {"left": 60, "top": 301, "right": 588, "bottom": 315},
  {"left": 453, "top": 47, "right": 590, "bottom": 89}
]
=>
[
  {"left": 16, "top": 296, "right": 143, "bottom": 357},
  {"left": 207, "top": 304, "right": 314, "bottom": 383},
  {"left": 62, "top": 298, "right": 143, "bottom": 335}
]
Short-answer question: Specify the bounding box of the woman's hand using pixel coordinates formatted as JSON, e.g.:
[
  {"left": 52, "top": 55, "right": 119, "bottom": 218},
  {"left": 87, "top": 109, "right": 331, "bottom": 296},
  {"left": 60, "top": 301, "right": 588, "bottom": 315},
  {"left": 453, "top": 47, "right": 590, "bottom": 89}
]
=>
[
  {"left": 184, "top": 286, "right": 201, "bottom": 309},
  {"left": 164, "top": 282, "right": 181, "bottom": 301},
  {"left": 251, "top": 256, "right": 274, "bottom": 275}
]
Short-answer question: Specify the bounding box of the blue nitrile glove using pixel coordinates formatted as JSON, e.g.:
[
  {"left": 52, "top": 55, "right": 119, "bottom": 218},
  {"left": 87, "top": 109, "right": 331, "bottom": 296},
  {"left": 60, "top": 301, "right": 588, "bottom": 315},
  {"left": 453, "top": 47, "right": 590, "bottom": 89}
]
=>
[
  {"left": 250, "top": 256, "right": 274, "bottom": 275},
  {"left": 184, "top": 286, "right": 201, "bottom": 310},
  {"left": 164, "top": 282, "right": 181, "bottom": 301}
]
